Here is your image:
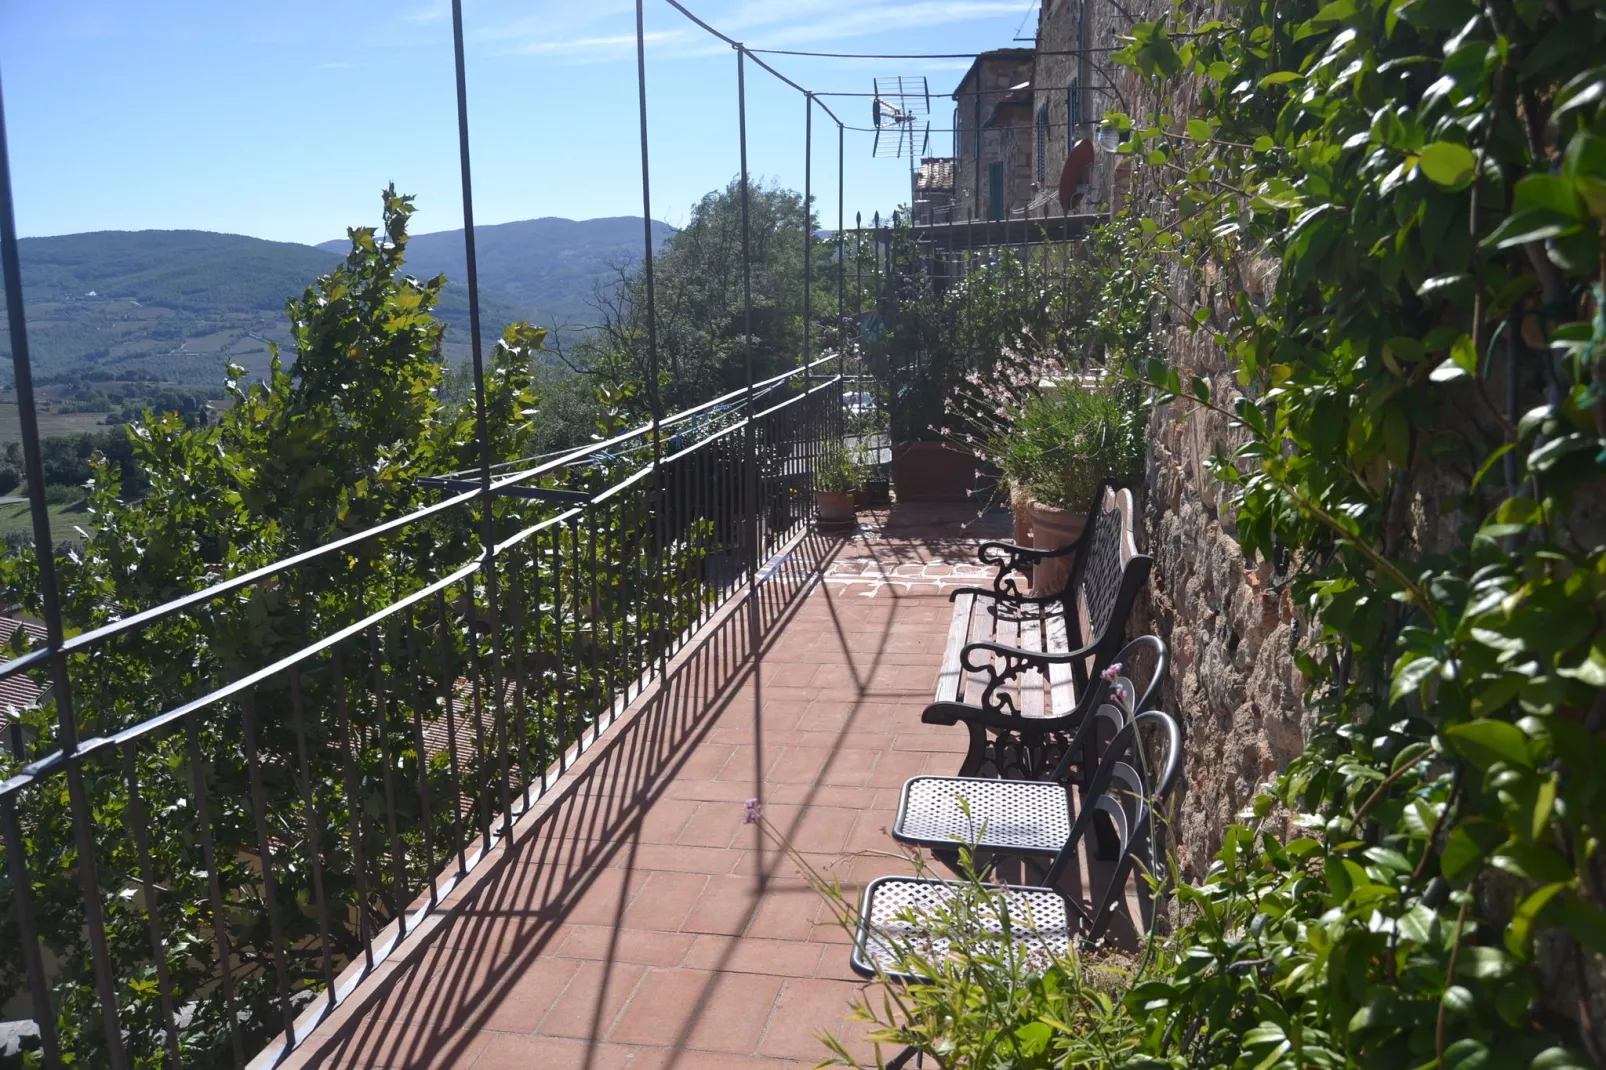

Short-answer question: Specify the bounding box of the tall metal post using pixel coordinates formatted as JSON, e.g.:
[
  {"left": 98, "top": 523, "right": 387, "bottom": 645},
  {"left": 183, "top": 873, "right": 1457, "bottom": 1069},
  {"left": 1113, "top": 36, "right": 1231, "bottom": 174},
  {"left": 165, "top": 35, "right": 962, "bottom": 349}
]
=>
[
  {"left": 0, "top": 64, "right": 126, "bottom": 1069},
  {"left": 802, "top": 93, "right": 812, "bottom": 390},
  {"left": 837, "top": 123, "right": 845, "bottom": 384},
  {"left": 635, "top": 0, "right": 668, "bottom": 680},
  {"left": 736, "top": 42, "right": 765, "bottom": 889},
  {"left": 855, "top": 211, "right": 863, "bottom": 316},
  {"left": 450, "top": 0, "right": 514, "bottom": 842}
]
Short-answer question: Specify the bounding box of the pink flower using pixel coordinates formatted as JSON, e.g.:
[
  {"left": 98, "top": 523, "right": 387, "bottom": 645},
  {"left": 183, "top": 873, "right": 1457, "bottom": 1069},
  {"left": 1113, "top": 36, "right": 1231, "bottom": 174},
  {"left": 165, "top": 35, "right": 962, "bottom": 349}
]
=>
[
  {"left": 1100, "top": 663, "right": 1125, "bottom": 681},
  {"left": 743, "top": 798, "right": 762, "bottom": 825}
]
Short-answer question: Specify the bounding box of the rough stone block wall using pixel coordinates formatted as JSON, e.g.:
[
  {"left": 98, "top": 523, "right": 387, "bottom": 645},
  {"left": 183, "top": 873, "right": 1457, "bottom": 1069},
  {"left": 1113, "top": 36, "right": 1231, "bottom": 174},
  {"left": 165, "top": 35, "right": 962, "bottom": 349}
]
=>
[{"left": 1135, "top": 312, "right": 1307, "bottom": 880}]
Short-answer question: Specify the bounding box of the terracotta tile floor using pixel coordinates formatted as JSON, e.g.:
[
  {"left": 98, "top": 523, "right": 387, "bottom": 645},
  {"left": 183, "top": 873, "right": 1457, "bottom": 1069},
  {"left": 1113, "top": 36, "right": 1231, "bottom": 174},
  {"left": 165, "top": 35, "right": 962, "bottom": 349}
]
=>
[{"left": 283, "top": 505, "right": 1020, "bottom": 1070}]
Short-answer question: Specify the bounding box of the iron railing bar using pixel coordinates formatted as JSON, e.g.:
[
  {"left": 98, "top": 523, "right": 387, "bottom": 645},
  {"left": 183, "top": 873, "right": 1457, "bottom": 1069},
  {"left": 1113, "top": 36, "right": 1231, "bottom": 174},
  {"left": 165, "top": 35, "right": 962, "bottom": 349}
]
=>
[
  {"left": 435, "top": 591, "right": 468, "bottom": 875},
  {"left": 1, "top": 795, "right": 59, "bottom": 1068},
  {"left": 0, "top": 556, "right": 486, "bottom": 799},
  {"left": 187, "top": 718, "right": 246, "bottom": 1068},
  {"left": 289, "top": 666, "right": 339, "bottom": 1013},
  {"left": 370, "top": 626, "right": 410, "bottom": 939},
  {"left": 405, "top": 624, "right": 440, "bottom": 908},
  {"left": 333, "top": 643, "right": 375, "bottom": 971},
  {"left": 122, "top": 742, "right": 185, "bottom": 1068},
  {"left": 239, "top": 692, "right": 299, "bottom": 1046},
  {"left": 492, "top": 505, "right": 586, "bottom": 556},
  {"left": 463, "top": 587, "right": 492, "bottom": 851},
  {"left": 46, "top": 487, "right": 479, "bottom": 661},
  {"left": 480, "top": 355, "right": 837, "bottom": 492}
]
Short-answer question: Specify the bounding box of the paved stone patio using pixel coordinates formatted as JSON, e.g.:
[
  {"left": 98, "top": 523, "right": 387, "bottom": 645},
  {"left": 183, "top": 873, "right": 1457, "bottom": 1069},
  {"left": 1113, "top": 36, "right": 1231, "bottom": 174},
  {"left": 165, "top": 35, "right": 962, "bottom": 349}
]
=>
[{"left": 284, "top": 505, "right": 1057, "bottom": 1070}]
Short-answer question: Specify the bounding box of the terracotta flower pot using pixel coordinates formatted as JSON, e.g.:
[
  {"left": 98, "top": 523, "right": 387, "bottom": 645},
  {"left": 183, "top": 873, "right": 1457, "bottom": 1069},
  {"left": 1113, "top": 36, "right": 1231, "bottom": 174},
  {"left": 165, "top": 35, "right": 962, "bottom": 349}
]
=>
[
  {"left": 1027, "top": 499, "right": 1086, "bottom": 596},
  {"left": 1009, "top": 482, "right": 1034, "bottom": 549},
  {"left": 815, "top": 490, "right": 858, "bottom": 524}
]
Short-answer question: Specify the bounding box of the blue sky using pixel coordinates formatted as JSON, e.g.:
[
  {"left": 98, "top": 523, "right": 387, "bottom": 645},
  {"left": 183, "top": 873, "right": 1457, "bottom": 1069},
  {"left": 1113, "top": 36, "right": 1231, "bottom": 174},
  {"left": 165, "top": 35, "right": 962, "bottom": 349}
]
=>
[{"left": 0, "top": 0, "right": 1036, "bottom": 246}]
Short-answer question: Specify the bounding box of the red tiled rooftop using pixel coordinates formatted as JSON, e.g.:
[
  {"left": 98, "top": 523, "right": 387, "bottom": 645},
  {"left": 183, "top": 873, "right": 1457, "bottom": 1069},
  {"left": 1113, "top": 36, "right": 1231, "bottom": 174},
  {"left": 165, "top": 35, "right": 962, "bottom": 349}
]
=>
[{"left": 277, "top": 505, "right": 1123, "bottom": 1070}]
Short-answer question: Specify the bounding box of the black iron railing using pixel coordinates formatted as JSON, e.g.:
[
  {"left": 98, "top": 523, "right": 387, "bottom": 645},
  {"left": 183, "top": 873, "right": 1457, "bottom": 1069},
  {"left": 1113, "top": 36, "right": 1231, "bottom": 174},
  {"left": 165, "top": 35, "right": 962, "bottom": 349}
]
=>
[{"left": 0, "top": 339, "right": 839, "bottom": 1065}]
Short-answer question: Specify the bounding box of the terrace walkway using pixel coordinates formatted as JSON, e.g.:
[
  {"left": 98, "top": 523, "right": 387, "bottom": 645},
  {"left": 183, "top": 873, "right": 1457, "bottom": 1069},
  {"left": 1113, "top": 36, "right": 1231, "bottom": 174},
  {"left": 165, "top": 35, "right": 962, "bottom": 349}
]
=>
[{"left": 283, "top": 505, "right": 1013, "bottom": 1070}]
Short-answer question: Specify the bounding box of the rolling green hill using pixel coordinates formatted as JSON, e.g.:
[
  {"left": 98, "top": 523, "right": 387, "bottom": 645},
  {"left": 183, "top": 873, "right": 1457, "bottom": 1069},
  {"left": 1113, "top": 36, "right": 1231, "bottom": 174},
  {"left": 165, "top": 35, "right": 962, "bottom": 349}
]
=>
[
  {"left": 318, "top": 216, "right": 675, "bottom": 332},
  {"left": 0, "top": 217, "right": 671, "bottom": 388}
]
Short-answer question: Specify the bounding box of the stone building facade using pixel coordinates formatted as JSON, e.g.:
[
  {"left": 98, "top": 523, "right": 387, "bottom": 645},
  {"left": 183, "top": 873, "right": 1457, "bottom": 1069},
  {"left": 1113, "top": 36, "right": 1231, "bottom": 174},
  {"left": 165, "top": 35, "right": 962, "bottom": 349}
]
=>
[
  {"left": 913, "top": 157, "right": 956, "bottom": 225},
  {"left": 951, "top": 50, "right": 1034, "bottom": 222}
]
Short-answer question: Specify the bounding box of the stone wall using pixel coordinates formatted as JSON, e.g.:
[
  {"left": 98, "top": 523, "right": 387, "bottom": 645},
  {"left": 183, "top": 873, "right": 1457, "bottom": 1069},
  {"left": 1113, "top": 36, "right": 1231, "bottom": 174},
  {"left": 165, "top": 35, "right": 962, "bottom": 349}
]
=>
[{"left": 1137, "top": 311, "right": 1308, "bottom": 880}]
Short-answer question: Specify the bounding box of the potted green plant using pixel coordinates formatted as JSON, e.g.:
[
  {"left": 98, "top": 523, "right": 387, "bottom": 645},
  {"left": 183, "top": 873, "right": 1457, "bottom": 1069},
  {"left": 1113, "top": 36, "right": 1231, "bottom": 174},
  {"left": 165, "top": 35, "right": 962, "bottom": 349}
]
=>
[
  {"left": 993, "top": 381, "right": 1144, "bottom": 594},
  {"left": 815, "top": 444, "right": 866, "bottom": 524}
]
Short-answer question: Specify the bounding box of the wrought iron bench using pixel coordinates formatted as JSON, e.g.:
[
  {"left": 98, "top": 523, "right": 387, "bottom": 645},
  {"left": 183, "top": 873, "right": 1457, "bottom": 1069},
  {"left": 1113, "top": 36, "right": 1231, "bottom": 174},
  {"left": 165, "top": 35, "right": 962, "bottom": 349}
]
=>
[
  {"left": 925, "top": 483, "right": 1154, "bottom": 778},
  {"left": 890, "top": 639, "right": 1165, "bottom": 860},
  {"left": 850, "top": 708, "right": 1183, "bottom": 992}
]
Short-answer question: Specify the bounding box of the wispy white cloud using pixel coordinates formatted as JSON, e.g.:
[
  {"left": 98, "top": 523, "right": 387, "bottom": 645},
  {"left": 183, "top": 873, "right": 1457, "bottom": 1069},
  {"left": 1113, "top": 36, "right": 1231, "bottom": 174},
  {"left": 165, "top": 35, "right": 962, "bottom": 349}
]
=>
[
  {"left": 505, "top": 29, "right": 687, "bottom": 55},
  {"left": 404, "top": 0, "right": 451, "bottom": 22},
  {"left": 724, "top": 0, "right": 1029, "bottom": 45},
  {"left": 477, "top": 0, "right": 1027, "bottom": 65}
]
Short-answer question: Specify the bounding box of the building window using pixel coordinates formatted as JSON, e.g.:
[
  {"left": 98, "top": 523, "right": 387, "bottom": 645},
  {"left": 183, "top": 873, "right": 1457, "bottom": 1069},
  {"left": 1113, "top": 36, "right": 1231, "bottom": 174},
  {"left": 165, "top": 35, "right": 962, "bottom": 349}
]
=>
[
  {"left": 1036, "top": 105, "right": 1049, "bottom": 185},
  {"left": 988, "top": 161, "right": 1004, "bottom": 221},
  {"left": 1067, "top": 79, "right": 1081, "bottom": 138}
]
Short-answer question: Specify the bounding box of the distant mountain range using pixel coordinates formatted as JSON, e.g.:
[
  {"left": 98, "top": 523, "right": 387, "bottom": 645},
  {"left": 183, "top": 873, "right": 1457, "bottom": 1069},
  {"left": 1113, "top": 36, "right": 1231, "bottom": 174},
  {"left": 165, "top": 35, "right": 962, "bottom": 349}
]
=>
[{"left": 0, "top": 217, "right": 675, "bottom": 386}]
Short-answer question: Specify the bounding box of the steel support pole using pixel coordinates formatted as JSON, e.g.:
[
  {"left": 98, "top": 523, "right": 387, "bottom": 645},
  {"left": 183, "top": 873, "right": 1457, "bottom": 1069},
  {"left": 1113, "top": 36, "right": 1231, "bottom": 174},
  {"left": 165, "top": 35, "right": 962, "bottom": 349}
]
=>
[
  {"left": 837, "top": 123, "right": 845, "bottom": 383},
  {"left": 635, "top": 0, "right": 668, "bottom": 681},
  {"left": 802, "top": 93, "right": 812, "bottom": 392},
  {"left": 450, "top": 0, "right": 513, "bottom": 843},
  {"left": 855, "top": 210, "right": 863, "bottom": 317},
  {"left": 0, "top": 63, "right": 125, "bottom": 1070},
  {"left": 736, "top": 42, "right": 765, "bottom": 890}
]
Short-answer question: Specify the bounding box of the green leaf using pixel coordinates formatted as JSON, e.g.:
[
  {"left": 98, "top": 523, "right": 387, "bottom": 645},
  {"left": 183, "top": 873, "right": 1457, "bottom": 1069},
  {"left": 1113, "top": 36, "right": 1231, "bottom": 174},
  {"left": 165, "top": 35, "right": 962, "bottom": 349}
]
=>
[
  {"left": 1505, "top": 881, "right": 1567, "bottom": 956},
  {"left": 1364, "top": 846, "right": 1412, "bottom": 872},
  {"left": 1562, "top": 897, "right": 1606, "bottom": 955},
  {"left": 1399, "top": 903, "right": 1437, "bottom": 943},
  {"left": 1491, "top": 842, "right": 1572, "bottom": 883},
  {"left": 1441, "top": 985, "right": 1475, "bottom": 1016},
  {"left": 1443, "top": 719, "right": 1532, "bottom": 768},
  {"left": 1186, "top": 119, "right": 1214, "bottom": 141},
  {"left": 1442, "top": 823, "right": 1493, "bottom": 879},
  {"left": 1482, "top": 208, "right": 1582, "bottom": 249},
  {"left": 1259, "top": 70, "right": 1303, "bottom": 86},
  {"left": 1418, "top": 141, "right": 1478, "bottom": 188},
  {"left": 1391, "top": 655, "right": 1440, "bottom": 704},
  {"left": 1512, "top": 173, "right": 1584, "bottom": 219},
  {"left": 1014, "top": 1021, "right": 1053, "bottom": 1054}
]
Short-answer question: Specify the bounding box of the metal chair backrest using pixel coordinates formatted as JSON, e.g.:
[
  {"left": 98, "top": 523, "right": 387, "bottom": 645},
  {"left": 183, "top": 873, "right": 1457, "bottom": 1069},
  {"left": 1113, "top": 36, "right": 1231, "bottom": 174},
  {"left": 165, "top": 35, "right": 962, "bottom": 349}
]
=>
[
  {"left": 1044, "top": 710, "right": 1183, "bottom": 939},
  {"left": 1048, "top": 635, "right": 1167, "bottom": 784}
]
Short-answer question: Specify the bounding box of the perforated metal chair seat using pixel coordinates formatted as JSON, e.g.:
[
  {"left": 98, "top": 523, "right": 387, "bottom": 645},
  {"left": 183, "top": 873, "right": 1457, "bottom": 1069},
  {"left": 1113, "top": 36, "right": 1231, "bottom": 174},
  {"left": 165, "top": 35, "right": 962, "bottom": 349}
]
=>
[
  {"left": 893, "top": 775, "right": 1071, "bottom": 854},
  {"left": 851, "top": 875, "right": 1074, "bottom": 981}
]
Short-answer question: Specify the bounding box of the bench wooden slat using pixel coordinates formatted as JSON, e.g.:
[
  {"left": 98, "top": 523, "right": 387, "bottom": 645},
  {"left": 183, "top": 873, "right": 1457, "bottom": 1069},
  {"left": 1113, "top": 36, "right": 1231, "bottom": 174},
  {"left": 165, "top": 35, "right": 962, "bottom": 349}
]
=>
[
  {"left": 1018, "top": 609, "right": 1046, "bottom": 719},
  {"left": 1044, "top": 609, "right": 1077, "bottom": 713},
  {"left": 963, "top": 594, "right": 1002, "bottom": 703},
  {"left": 936, "top": 592, "right": 977, "bottom": 704}
]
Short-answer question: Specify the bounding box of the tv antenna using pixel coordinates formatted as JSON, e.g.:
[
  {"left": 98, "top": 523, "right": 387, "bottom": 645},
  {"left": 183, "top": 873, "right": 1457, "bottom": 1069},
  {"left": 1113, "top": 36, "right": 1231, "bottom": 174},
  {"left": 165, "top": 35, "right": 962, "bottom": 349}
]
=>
[{"left": 870, "top": 76, "right": 931, "bottom": 159}]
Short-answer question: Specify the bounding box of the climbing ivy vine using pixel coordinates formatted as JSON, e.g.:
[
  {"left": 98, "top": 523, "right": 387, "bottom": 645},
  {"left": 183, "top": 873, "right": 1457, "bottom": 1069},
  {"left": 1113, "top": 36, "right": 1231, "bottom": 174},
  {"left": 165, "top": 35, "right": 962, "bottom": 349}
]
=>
[{"left": 1102, "top": 0, "right": 1606, "bottom": 1064}]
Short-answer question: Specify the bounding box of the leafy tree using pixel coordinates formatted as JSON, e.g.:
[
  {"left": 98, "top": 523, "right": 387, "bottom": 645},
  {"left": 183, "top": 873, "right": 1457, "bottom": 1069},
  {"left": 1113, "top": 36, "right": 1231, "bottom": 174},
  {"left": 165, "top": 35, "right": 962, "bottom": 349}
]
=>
[
  {"left": 0, "top": 187, "right": 632, "bottom": 1064},
  {"left": 571, "top": 178, "right": 835, "bottom": 414}
]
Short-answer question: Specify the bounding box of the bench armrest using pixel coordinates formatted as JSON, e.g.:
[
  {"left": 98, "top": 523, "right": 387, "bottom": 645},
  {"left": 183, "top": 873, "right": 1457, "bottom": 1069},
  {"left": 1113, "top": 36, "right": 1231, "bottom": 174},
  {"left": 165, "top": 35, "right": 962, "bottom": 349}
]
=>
[
  {"left": 955, "top": 637, "right": 1096, "bottom": 718},
  {"left": 976, "top": 533, "right": 1086, "bottom": 599}
]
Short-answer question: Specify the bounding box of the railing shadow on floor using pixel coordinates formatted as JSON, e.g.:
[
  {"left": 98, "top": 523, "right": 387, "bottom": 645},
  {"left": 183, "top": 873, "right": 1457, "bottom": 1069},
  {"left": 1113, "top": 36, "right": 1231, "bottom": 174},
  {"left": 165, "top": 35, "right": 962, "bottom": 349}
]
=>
[{"left": 289, "top": 525, "right": 849, "bottom": 1069}]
